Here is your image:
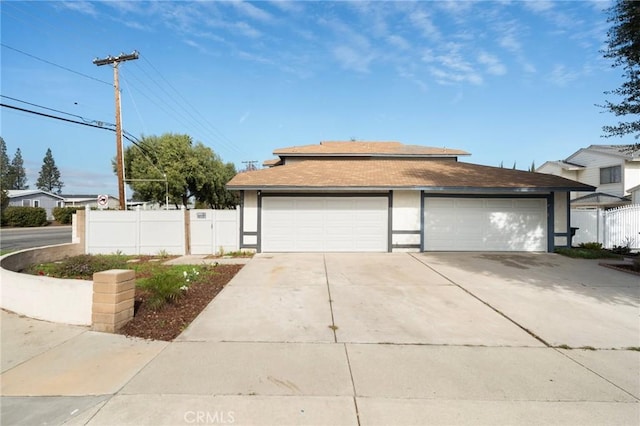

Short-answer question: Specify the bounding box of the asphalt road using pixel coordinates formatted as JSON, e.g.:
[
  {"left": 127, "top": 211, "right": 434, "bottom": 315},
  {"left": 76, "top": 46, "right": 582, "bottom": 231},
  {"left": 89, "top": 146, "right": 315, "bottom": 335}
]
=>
[{"left": 0, "top": 226, "right": 73, "bottom": 252}]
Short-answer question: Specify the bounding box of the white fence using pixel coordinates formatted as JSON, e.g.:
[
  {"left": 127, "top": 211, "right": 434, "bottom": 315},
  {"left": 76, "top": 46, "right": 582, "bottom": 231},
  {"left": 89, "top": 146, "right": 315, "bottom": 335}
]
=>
[
  {"left": 571, "top": 205, "right": 640, "bottom": 249},
  {"left": 85, "top": 208, "right": 239, "bottom": 255}
]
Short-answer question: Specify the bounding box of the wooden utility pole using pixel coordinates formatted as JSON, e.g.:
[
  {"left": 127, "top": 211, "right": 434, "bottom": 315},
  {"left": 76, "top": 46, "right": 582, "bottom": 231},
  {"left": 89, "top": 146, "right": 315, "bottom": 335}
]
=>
[{"left": 93, "top": 51, "right": 139, "bottom": 210}]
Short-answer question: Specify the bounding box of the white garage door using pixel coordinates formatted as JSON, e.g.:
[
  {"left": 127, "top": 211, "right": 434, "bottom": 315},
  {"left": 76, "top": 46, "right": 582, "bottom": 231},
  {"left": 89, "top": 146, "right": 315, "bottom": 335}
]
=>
[
  {"left": 424, "top": 197, "right": 547, "bottom": 251},
  {"left": 262, "top": 196, "right": 388, "bottom": 252}
]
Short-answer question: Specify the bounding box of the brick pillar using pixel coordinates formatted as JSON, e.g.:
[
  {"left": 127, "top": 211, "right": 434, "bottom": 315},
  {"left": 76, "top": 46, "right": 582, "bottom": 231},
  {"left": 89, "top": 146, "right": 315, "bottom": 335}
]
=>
[{"left": 92, "top": 269, "right": 135, "bottom": 333}]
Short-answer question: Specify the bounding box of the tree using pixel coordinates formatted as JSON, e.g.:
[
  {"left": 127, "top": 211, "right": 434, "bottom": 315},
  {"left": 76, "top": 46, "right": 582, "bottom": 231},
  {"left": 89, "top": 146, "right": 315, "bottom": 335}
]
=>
[
  {"left": 601, "top": 0, "right": 640, "bottom": 141},
  {"left": 36, "top": 148, "right": 64, "bottom": 194},
  {"left": 529, "top": 161, "right": 536, "bottom": 172},
  {"left": 0, "top": 137, "right": 10, "bottom": 190},
  {"left": 7, "top": 148, "right": 28, "bottom": 190},
  {"left": 122, "top": 133, "right": 238, "bottom": 208}
]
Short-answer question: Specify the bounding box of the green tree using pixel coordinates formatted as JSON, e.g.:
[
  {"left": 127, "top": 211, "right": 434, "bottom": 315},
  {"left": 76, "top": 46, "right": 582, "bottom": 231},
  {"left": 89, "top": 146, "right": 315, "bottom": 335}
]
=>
[
  {"left": 601, "top": 0, "right": 640, "bottom": 141},
  {"left": 0, "top": 137, "right": 10, "bottom": 190},
  {"left": 0, "top": 138, "right": 10, "bottom": 211},
  {"left": 122, "top": 133, "right": 237, "bottom": 208},
  {"left": 7, "top": 148, "right": 28, "bottom": 190},
  {"left": 529, "top": 161, "right": 536, "bottom": 172},
  {"left": 36, "top": 148, "right": 64, "bottom": 194}
]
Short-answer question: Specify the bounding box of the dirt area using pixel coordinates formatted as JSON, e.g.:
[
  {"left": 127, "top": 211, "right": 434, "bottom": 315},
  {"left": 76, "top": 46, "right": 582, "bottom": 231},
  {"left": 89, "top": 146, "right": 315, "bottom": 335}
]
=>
[{"left": 118, "top": 264, "right": 243, "bottom": 341}]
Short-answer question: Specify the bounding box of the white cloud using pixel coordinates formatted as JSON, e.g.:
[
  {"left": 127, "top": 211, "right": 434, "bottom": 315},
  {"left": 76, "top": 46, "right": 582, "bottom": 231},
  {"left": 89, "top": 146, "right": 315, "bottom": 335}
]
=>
[
  {"left": 229, "top": 1, "right": 273, "bottom": 23},
  {"left": 333, "top": 45, "right": 375, "bottom": 73},
  {"left": 238, "top": 111, "right": 250, "bottom": 124},
  {"left": 548, "top": 64, "right": 579, "bottom": 86},
  {"left": 409, "top": 9, "right": 440, "bottom": 40},
  {"left": 523, "top": 1, "right": 555, "bottom": 13},
  {"left": 57, "top": 1, "right": 98, "bottom": 17},
  {"left": 477, "top": 52, "right": 507, "bottom": 76},
  {"left": 387, "top": 34, "right": 410, "bottom": 51}
]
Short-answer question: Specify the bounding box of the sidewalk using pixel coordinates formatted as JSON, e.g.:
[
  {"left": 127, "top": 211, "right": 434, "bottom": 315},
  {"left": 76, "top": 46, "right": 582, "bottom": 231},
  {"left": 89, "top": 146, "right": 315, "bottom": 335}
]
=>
[{"left": 1, "top": 253, "right": 638, "bottom": 425}]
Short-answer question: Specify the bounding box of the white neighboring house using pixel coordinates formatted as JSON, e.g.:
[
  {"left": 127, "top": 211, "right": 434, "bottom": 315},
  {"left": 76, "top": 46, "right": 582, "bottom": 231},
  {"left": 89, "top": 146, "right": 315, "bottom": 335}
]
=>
[
  {"left": 6, "top": 190, "right": 65, "bottom": 220},
  {"left": 630, "top": 184, "right": 640, "bottom": 204},
  {"left": 61, "top": 194, "right": 119, "bottom": 209},
  {"left": 537, "top": 144, "right": 640, "bottom": 208},
  {"left": 537, "top": 145, "right": 640, "bottom": 248}
]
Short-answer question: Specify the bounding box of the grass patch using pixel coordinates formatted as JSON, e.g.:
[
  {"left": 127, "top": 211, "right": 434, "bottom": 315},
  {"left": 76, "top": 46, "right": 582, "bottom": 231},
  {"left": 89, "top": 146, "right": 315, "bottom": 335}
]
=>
[
  {"left": 0, "top": 249, "right": 14, "bottom": 256},
  {"left": 554, "top": 247, "right": 623, "bottom": 259},
  {"left": 626, "top": 347, "right": 640, "bottom": 352}
]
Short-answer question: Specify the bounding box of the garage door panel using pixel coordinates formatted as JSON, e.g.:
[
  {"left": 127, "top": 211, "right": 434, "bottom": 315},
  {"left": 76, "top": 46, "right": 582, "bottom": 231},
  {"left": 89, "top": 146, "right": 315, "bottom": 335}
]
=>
[
  {"left": 425, "top": 198, "right": 547, "bottom": 252},
  {"left": 262, "top": 197, "right": 388, "bottom": 252}
]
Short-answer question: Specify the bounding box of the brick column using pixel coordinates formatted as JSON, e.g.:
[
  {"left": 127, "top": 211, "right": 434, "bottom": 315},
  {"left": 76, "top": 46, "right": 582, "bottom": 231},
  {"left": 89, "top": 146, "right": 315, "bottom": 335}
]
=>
[{"left": 92, "top": 269, "right": 135, "bottom": 333}]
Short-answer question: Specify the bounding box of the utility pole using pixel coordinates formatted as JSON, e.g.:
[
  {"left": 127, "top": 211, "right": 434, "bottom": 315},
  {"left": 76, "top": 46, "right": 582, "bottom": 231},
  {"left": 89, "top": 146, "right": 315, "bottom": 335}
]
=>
[
  {"left": 93, "top": 51, "right": 139, "bottom": 210},
  {"left": 242, "top": 160, "right": 258, "bottom": 172}
]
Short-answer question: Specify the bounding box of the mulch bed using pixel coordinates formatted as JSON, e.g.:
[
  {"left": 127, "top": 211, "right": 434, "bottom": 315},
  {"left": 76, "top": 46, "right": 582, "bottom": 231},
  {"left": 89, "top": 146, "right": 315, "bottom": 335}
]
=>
[
  {"left": 117, "top": 264, "right": 243, "bottom": 341},
  {"left": 599, "top": 262, "right": 640, "bottom": 276}
]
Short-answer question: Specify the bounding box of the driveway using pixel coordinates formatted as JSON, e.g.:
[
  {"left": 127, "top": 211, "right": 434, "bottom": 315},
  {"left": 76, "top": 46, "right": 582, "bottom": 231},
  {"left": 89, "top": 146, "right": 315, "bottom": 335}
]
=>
[
  {"left": 4, "top": 252, "right": 639, "bottom": 425},
  {"left": 179, "top": 252, "right": 639, "bottom": 349}
]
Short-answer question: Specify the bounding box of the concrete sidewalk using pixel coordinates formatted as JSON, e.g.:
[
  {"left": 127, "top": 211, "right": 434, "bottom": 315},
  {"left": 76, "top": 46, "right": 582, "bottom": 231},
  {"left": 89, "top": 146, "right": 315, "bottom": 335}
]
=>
[{"left": 1, "top": 253, "right": 639, "bottom": 425}]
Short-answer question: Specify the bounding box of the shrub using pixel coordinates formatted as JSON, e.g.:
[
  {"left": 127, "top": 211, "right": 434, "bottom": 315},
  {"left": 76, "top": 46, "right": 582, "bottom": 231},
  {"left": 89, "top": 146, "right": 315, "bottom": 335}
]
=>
[
  {"left": 26, "top": 254, "right": 129, "bottom": 279},
  {"left": 2, "top": 206, "right": 47, "bottom": 227},
  {"left": 633, "top": 257, "right": 640, "bottom": 272},
  {"left": 578, "top": 242, "right": 603, "bottom": 250},
  {"left": 138, "top": 269, "right": 188, "bottom": 310},
  {"left": 53, "top": 206, "right": 84, "bottom": 224}
]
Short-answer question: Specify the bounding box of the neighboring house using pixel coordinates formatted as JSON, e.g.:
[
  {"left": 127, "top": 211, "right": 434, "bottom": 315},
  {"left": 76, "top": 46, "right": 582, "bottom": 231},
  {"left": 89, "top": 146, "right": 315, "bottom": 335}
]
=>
[
  {"left": 227, "top": 141, "right": 593, "bottom": 253},
  {"left": 537, "top": 144, "right": 640, "bottom": 208},
  {"left": 630, "top": 184, "right": 640, "bottom": 204},
  {"left": 61, "top": 194, "right": 120, "bottom": 210},
  {"left": 6, "top": 189, "right": 65, "bottom": 220}
]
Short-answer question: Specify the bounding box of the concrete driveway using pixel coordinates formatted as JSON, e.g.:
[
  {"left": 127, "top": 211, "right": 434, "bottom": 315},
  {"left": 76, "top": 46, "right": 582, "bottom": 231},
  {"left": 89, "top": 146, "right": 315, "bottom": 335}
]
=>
[
  {"left": 4, "top": 252, "right": 639, "bottom": 425},
  {"left": 179, "top": 252, "right": 639, "bottom": 349}
]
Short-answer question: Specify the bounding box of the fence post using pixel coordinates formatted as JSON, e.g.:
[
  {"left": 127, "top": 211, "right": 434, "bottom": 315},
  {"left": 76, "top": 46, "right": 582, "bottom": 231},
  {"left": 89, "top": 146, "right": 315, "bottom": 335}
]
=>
[{"left": 183, "top": 206, "right": 191, "bottom": 255}]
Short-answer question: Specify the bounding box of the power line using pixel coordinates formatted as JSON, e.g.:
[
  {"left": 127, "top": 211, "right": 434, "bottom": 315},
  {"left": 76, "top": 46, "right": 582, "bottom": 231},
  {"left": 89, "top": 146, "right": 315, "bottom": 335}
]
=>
[
  {"left": 1, "top": 43, "right": 112, "bottom": 86},
  {"left": 0, "top": 95, "right": 115, "bottom": 127},
  {"left": 1, "top": 103, "right": 116, "bottom": 131}
]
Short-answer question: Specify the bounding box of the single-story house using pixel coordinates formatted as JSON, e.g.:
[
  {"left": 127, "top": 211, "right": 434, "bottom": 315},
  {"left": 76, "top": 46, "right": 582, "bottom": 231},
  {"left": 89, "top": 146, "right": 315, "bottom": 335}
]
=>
[
  {"left": 61, "top": 194, "right": 120, "bottom": 210},
  {"left": 6, "top": 189, "right": 65, "bottom": 220},
  {"left": 227, "top": 141, "right": 595, "bottom": 253}
]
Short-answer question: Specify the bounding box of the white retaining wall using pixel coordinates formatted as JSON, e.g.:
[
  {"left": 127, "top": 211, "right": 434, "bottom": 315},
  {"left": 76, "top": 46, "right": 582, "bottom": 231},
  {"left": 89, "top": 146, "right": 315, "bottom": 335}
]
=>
[{"left": 0, "top": 244, "right": 92, "bottom": 325}]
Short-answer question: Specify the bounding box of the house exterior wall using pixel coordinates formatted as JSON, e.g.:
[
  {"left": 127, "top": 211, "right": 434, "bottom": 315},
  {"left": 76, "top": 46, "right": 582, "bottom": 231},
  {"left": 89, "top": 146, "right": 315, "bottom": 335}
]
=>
[
  {"left": 631, "top": 185, "right": 640, "bottom": 204},
  {"left": 568, "top": 150, "right": 626, "bottom": 197},
  {"left": 624, "top": 161, "right": 640, "bottom": 195},
  {"left": 554, "top": 192, "right": 570, "bottom": 247},
  {"left": 240, "top": 191, "right": 259, "bottom": 249},
  {"left": 8, "top": 194, "right": 64, "bottom": 220},
  {"left": 391, "top": 190, "right": 421, "bottom": 252}
]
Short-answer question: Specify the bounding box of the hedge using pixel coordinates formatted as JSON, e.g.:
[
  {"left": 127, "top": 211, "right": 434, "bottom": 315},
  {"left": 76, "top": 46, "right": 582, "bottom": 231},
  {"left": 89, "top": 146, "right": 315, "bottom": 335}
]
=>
[
  {"left": 2, "top": 206, "right": 47, "bottom": 227},
  {"left": 53, "top": 206, "right": 85, "bottom": 225}
]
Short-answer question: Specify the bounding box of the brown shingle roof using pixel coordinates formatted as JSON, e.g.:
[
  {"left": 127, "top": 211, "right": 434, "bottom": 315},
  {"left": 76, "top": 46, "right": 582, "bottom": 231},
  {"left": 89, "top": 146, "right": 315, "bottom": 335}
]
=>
[
  {"left": 227, "top": 159, "right": 595, "bottom": 192},
  {"left": 273, "top": 141, "right": 469, "bottom": 157}
]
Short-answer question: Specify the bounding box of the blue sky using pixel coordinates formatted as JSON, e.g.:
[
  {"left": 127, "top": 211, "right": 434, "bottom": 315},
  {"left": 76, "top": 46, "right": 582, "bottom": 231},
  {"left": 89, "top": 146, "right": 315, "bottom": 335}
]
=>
[{"left": 0, "top": 0, "right": 633, "bottom": 195}]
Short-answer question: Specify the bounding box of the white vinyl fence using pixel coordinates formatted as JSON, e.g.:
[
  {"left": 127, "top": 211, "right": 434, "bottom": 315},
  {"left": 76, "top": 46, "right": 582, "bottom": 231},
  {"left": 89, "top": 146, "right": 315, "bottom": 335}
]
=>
[
  {"left": 571, "top": 205, "right": 640, "bottom": 249},
  {"left": 85, "top": 208, "right": 239, "bottom": 255}
]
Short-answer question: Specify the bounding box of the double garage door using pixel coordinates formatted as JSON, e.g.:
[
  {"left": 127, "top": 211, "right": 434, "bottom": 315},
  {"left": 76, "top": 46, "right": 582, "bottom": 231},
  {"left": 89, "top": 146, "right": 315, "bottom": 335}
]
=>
[
  {"left": 260, "top": 196, "right": 547, "bottom": 252},
  {"left": 424, "top": 197, "right": 547, "bottom": 251},
  {"left": 262, "top": 197, "right": 388, "bottom": 252}
]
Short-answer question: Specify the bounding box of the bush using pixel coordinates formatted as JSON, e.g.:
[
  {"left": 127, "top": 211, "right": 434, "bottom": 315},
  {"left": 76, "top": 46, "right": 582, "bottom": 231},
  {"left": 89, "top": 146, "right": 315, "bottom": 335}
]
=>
[
  {"left": 138, "top": 269, "right": 188, "bottom": 310},
  {"left": 578, "top": 242, "right": 603, "bottom": 250},
  {"left": 2, "top": 206, "right": 47, "bottom": 227},
  {"left": 53, "top": 206, "right": 84, "bottom": 224},
  {"left": 25, "top": 254, "right": 129, "bottom": 279}
]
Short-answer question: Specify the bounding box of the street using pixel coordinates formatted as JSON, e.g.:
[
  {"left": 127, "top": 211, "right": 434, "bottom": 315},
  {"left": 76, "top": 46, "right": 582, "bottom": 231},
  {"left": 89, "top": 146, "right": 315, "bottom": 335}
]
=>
[{"left": 0, "top": 226, "right": 72, "bottom": 252}]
